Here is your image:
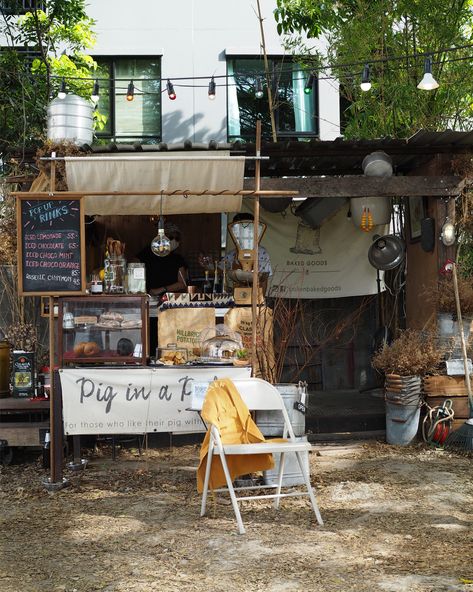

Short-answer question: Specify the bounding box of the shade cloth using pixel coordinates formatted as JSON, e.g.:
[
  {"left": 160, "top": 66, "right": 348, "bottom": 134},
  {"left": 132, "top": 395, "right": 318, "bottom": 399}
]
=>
[
  {"left": 197, "top": 378, "right": 275, "bottom": 492},
  {"left": 64, "top": 152, "right": 245, "bottom": 215}
]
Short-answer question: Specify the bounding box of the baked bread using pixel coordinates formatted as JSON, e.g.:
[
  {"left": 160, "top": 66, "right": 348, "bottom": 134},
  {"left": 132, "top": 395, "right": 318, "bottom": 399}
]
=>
[
  {"left": 83, "top": 342, "right": 100, "bottom": 356},
  {"left": 96, "top": 320, "right": 121, "bottom": 328},
  {"left": 73, "top": 342, "right": 87, "bottom": 356},
  {"left": 121, "top": 319, "right": 142, "bottom": 328},
  {"left": 100, "top": 312, "right": 124, "bottom": 322}
]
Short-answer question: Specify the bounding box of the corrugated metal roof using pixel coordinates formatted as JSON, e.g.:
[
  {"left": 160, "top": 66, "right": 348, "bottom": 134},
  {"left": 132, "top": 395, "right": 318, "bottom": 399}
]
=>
[{"left": 87, "top": 130, "right": 473, "bottom": 177}]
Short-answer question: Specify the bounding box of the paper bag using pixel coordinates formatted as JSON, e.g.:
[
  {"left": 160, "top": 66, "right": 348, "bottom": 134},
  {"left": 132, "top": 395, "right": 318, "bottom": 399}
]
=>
[
  {"left": 224, "top": 307, "right": 276, "bottom": 382},
  {"left": 158, "top": 308, "right": 216, "bottom": 355}
]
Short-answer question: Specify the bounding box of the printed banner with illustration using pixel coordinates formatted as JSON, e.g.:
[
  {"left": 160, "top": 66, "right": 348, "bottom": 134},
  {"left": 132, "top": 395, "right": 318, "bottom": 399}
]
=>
[
  {"left": 257, "top": 204, "right": 387, "bottom": 299},
  {"left": 60, "top": 366, "right": 250, "bottom": 435}
]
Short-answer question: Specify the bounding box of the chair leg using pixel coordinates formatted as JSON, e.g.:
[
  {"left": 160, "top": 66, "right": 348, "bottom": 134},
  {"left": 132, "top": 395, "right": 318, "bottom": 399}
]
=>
[
  {"left": 274, "top": 452, "right": 286, "bottom": 509},
  {"left": 295, "top": 451, "right": 324, "bottom": 526},
  {"left": 217, "top": 449, "right": 246, "bottom": 534},
  {"left": 200, "top": 447, "right": 214, "bottom": 517}
]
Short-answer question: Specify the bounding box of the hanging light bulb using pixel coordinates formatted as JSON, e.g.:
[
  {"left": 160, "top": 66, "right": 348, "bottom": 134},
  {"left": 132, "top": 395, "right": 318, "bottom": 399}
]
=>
[
  {"left": 417, "top": 57, "right": 439, "bottom": 90},
  {"left": 91, "top": 79, "right": 100, "bottom": 103},
  {"left": 58, "top": 78, "right": 67, "bottom": 99},
  {"left": 208, "top": 76, "right": 216, "bottom": 100},
  {"left": 126, "top": 80, "right": 135, "bottom": 101},
  {"left": 255, "top": 77, "right": 264, "bottom": 99},
  {"left": 151, "top": 193, "right": 171, "bottom": 257},
  {"left": 360, "top": 64, "right": 371, "bottom": 91},
  {"left": 167, "top": 79, "right": 176, "bottom": 100},
  {"left": 304, "top": 72, "right": 315, "bottom": 94}
]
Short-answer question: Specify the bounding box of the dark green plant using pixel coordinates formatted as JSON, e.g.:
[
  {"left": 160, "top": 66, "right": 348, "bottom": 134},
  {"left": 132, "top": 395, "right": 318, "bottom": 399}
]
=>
[
  {"left": 274, "top": 0, "right": 473, "bottom": 138},
  {"left": 0, "top": 1, "right": 99, "bottom": 166}
]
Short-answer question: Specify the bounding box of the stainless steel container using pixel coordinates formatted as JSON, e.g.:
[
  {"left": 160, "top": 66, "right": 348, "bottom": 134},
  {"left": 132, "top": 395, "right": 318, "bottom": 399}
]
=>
[{"left": 47, "top": 94, "right": 93, "bottom": 146}]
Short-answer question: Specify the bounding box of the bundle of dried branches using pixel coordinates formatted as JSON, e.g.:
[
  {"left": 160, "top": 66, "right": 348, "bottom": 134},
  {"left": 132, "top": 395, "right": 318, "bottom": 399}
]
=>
[
  {"left": 437, "top": 272, "right": 473, "bottom": 316},
  {"left": 36, "top": 140, "right": 84, "bottom": 190},
  {"left": 256, "top": 296, "right": 373, "bottom": 384},
  {"left": 372, "top": 329, "right": 444, "bottom": 377}
]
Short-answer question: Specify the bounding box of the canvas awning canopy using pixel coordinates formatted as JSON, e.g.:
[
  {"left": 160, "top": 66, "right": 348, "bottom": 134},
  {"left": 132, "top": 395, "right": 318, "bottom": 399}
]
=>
[{"left": 64, "top": 152, "right": 246, "bottom": 215}]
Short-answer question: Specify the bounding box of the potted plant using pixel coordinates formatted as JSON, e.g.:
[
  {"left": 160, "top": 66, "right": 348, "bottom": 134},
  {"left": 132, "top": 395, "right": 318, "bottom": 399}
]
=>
[
  {"left": 372, "top": 329, "right": 444, "bottom": 446},
  {"left": 233, "top": 348, "right": 250, "bottom": 367}
]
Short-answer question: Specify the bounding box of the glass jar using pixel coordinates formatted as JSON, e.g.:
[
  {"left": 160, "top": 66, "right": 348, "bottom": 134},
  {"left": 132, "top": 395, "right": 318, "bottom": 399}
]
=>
[
  {"left": 127, "top": 263, "right": 146, "bottom": 294},
  {"left": 104, "top": 256, "right": 126, "bottom": 294}
]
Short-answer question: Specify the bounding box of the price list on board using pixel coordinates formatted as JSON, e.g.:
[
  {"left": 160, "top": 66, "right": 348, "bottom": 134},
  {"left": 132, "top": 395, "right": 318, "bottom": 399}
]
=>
[{"left": 18, "top": 198, "right": 84, "bottom": 295}]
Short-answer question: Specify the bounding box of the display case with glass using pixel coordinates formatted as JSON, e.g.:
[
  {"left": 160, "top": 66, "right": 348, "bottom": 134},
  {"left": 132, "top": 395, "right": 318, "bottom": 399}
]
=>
[{"left": 58, "top": 295, "right": 149, "bottom": 366}]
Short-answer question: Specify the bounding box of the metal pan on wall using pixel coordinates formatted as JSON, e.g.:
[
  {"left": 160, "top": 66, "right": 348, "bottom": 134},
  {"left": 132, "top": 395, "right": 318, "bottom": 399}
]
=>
[{"left": 368, "top": 234, "right": 405, "bottom": 271}]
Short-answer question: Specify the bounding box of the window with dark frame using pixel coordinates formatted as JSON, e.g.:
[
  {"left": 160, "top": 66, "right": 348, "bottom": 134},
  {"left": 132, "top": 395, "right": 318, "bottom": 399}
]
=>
[
  {"left": 227, "top": 57, "right": 319, "bottom": 142},
  {"left": 94, "top": 56, "right": 161, "bottom": 143},
  {"left": 0, "top": 0, "right": 45, "bottom": 14}
]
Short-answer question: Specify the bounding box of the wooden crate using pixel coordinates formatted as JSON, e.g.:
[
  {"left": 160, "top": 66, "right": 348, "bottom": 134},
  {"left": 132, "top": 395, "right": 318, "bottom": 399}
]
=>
[{"left": 423, "top": 375, "right": 468, "bottom": 395}]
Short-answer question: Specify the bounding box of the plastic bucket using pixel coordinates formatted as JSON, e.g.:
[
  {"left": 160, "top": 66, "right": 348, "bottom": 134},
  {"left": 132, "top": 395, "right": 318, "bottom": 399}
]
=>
[
  {"left": 256, "top": 383, "right": 306, "bottom": 437},
  {"left": 385, "top": 396, "right": 421, "bottom": 445}
]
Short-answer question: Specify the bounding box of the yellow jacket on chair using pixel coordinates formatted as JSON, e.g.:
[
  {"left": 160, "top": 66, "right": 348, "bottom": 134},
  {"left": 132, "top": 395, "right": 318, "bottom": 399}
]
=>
[{"left": 196, "top": 378, "right": 274, "bottom": 493}]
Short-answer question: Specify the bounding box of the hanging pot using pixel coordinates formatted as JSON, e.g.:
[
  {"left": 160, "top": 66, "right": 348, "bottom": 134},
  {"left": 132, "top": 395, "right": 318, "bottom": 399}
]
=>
[
  {"left": 362, "top": 151, "right": 393, "bottom": 177},
  {"left": 260, "top": 197, "right": 292, "bottom": 213}
]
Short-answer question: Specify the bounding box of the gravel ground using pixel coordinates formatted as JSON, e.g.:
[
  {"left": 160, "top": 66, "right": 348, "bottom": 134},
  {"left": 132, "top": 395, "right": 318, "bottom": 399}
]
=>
[{"left": 0, "top": 440, "right": 472, "bottom": 592}]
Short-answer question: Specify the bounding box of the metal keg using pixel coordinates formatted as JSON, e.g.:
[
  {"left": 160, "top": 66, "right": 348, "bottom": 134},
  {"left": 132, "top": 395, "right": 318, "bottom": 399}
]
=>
[{"left": 47, "top": 94, "right": 93, "bottom": 146}]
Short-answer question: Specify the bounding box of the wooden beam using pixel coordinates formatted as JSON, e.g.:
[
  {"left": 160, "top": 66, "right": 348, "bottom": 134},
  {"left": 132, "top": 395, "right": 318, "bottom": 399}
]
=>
[{"left": 244, "top": 176, "right": 466, "bottom": 197}]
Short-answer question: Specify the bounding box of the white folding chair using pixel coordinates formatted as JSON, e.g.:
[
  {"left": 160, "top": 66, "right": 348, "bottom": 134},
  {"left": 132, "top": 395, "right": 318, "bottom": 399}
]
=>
[{"left": 200, "top": 377, "right": 324, "bottom": 534}]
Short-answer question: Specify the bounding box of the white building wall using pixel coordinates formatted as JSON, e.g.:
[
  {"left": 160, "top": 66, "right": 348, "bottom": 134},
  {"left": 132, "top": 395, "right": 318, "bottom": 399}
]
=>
[{"left": 88, "top": 0, "right": 340, "bottom": 143}]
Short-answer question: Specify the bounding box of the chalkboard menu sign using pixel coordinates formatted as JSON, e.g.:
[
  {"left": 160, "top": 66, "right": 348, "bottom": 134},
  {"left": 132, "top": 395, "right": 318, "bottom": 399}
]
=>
[{"left": 17, "top": 196, "right": 86, "bottom": 295}]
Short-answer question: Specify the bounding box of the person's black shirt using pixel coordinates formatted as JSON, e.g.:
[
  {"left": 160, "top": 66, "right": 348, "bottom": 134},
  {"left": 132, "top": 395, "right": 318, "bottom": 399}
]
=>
[{"left": 138, "top": 247, "right": 188, "bottom": 291}]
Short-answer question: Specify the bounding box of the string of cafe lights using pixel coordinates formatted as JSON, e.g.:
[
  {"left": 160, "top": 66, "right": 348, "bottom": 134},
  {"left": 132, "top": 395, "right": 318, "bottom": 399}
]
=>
[{"left": 50, "top": 42, "right": 473, "bottom": 102}]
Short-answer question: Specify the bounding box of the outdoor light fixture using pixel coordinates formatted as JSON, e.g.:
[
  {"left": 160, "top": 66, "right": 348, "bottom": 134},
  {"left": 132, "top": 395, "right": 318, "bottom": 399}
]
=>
[
  {"left": 91, "top": 79, "right": 100, "bottom": 103},
  {"left": 417, "top": 57, "right": 439, "bottom": 90},
  {"left": 360, "top": 64, "right": 371, "bottom": 91},
  {"left": 151, "top": 193, "right": 171, "bottom": 257},
  {"left": 440, "top": 218, "right": 456, "bottom": 246},
  {"left": 304, "top": 72, "right": 315, "bottom": 94},
  {"left": 254, "top": 77, "right": 264, "bottom": 99},
  {"left": 126, "top": 80, "right": 135, "bottom": 101},
  {"left": 58, "top": 78, "right": 67, "bottom": 99},
  {"left": 167, "top": 79, "right": 176, "bottom": 100},
  {"left": 208, "top": 77, "right": 216, "bottom": 100}
]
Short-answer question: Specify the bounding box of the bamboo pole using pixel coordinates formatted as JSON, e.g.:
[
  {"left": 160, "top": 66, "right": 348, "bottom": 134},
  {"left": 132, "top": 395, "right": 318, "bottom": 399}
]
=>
[
  {"left": 452, "top": 262, "right": 473, "bottom": 405},
  {"left": 251, "top": 121, "right": 262, "bottom": 377},
  {"left": 12, "top": 190, "right": 297, "bottom": 198}
]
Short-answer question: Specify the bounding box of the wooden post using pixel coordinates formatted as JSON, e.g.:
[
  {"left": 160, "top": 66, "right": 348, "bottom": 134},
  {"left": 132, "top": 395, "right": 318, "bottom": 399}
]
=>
[
  {"left": 251, "top": 121, "right": 262, "bottom": 377},
  {"left": 48, "top": 153, "right": 62, "bottom": 482}
]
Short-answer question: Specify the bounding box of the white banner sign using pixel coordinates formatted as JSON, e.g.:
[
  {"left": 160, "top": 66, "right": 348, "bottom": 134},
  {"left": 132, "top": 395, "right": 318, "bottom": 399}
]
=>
[
  {"left": 60, "top": 367, "right": 250, "bottom": 435},
  {"left": 258, "top": 205, "right": 387, "bottom": 299}
]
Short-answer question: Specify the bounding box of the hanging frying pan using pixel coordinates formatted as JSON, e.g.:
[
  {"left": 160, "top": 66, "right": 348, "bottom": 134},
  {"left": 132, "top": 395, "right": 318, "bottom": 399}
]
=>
[{"left": 368, "top": 234, "right": 405, "bottom": 271}]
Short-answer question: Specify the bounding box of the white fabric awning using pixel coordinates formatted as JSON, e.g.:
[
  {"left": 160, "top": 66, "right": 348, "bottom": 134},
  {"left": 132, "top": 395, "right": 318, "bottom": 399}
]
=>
[{"left": 64, "top": 152, "right": 245, "bottom": 215}]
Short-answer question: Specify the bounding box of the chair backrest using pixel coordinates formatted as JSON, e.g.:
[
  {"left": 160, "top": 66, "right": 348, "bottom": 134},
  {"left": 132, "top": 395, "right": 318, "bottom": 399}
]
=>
[{"left": 231, "top": 378, "right": 296, "bottom": 439}]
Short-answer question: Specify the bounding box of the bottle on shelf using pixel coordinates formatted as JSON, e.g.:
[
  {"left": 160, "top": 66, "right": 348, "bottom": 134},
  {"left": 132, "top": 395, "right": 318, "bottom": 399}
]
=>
[
  {"left": 203, "top": 270, "right": 213, "bottom": 294},
  {"left": 212, "top": 260, "right": 221, "bottom": 293}
]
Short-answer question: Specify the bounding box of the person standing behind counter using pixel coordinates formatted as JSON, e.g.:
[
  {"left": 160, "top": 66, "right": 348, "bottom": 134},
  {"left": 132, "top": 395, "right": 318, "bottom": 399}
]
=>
[{"left": 138, "top": 223, "right": 189, "bottom": 297}]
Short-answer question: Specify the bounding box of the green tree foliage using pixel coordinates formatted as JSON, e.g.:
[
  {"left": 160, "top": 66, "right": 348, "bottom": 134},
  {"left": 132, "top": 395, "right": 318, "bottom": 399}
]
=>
[
  {"left": 274, "top": 0, "right": 473, "bottom": 138},
  {"left": 0, "top": 0, "right": 97, "bottom": 163}
]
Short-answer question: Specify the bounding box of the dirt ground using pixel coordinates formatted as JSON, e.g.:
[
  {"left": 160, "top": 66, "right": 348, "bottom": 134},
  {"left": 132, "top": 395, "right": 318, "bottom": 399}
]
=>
[{"left": 0, "top": 440, "right": 472, "bottom": 592}]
